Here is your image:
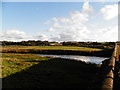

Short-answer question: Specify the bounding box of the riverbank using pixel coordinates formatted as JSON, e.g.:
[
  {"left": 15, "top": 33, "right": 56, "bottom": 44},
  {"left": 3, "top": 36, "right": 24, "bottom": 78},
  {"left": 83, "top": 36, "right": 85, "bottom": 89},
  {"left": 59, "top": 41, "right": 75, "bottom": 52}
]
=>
[
  {"left": 1, "top": 45, "right": 114, "bottom": 88},
  {"left": 1, "top": 46, "right": 113, "bottom": 57},
  {"left": 2, "top": 53, "right": 103, "bottom": 89}
]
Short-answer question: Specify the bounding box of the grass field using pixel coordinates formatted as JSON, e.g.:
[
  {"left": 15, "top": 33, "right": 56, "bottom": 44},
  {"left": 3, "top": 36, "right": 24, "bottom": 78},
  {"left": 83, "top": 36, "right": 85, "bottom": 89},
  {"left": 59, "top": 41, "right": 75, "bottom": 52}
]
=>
[
  {"left": 2, "top": 53, "right": 54, "bottom": 78},
  {"left": 1, "top": 45, "right": 113, "bottom": 57},
  {"left": 1, "top": 45, "right": 112, "bottom": 88},
  {"left": 2, "top": 45, "right": 103, "bottom": 51},
  {"left": 1, "top": 52, "right": 103, "bottom": 88}
]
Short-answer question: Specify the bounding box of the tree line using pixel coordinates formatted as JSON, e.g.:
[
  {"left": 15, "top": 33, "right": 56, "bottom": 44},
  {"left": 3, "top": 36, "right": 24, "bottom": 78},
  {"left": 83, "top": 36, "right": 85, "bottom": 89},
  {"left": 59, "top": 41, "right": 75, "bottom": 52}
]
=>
[
  {"left": 1, "top": 40, "right": 49, "bottom": 46},
  {"left": 62, "top": 41, "right": 115, "bottom": 49},
  {"left": 0, "top": 40, "right": 115, "bottom": 49}
]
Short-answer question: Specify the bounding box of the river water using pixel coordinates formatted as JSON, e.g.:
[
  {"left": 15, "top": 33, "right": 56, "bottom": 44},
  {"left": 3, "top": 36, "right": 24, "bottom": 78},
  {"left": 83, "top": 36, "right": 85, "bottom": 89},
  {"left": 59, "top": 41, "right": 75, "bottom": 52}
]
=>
[{"left": 38, "top": 54, "right": 110, "bottom": 64}]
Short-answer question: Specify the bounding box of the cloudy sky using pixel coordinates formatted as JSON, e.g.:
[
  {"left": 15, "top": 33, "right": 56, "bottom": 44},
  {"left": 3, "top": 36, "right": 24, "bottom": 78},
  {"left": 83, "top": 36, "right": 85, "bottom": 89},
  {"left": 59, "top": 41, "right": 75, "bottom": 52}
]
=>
[{"left": 1, "top": 1, "right": 118, "bottom": 42}]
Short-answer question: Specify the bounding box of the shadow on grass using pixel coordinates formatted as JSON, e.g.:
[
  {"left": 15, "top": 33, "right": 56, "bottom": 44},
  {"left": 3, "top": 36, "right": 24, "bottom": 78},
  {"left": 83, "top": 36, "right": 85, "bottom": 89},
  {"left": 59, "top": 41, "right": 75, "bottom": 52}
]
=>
[{"left": 3, "top": 58, "right": 102, "bottom": 89}]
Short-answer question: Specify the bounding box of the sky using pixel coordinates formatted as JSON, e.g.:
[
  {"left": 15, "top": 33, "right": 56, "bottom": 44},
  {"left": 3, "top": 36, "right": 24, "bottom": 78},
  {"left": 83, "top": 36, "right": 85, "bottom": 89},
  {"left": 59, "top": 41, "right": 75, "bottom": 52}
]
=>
[{"left": 0, "top": 1, "right": 118, "bottom": 42}]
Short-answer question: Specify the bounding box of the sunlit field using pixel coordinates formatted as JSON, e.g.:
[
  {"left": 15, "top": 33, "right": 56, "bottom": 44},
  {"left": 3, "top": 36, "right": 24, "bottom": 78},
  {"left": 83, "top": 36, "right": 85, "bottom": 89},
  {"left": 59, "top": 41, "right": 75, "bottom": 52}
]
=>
[
  {"left": 2, "top": 45, "right": 103, "bottom": 51},
  {"left": 2, "top": 53, "right": 54, "bottom": 78}
]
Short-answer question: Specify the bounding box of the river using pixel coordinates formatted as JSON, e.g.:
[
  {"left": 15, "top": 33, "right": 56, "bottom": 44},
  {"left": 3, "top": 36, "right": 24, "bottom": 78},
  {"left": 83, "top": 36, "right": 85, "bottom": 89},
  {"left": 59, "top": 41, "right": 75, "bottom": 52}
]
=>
[{"left": 37, "top": 54, "right": 110, "bottom": 64}]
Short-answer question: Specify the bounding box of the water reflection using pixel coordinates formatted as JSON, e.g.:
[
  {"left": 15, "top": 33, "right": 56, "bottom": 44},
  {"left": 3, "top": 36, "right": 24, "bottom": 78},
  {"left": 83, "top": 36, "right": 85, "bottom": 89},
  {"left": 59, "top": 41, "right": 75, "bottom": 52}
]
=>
[{"left": 38, "top": 54, "right": 110, "bottom": 64}]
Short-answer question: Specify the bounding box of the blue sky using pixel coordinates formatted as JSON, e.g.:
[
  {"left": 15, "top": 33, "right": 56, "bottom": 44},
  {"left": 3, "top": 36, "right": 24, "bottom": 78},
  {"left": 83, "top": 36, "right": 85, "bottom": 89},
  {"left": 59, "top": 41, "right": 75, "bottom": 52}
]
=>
[{"left": 1, "top": 2, "right": 118, "bottom": 42}]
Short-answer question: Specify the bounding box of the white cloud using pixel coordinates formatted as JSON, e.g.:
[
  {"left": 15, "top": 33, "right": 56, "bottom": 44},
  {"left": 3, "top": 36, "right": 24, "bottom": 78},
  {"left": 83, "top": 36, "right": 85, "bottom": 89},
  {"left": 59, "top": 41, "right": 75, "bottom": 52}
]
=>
[
  {"left": 0, "top": 30, "right": 48, "bottom": 41},
  {"left": 1, "top": 2, "right": 118, "bottom": 42},
  {"left": 101, "top": 4, "right": 118, "bottom": 20},
  {"left": 43, "top": 2, "right": 118, "bottom": 42},
  {"left": 45, "top": 2, "right": 94, "bottom": 41},
  {"left": 82, "top": 1, "right": 94, "bottom": 15},
  {"left": 70, "top": 11, "right": 88, "bottom": 23},
  {"left": 90, "top": 26, "right": 118, "bottom": 41},
  {"left": 1, "top": 30, "right": 31, "bottom": 41},
  {"left": 48, "top": 27, "right": 56, "bottom": 32},
  {"left": 45, "top": 2, "right": 93, "bottom": 27},
  {"left": 34, "top": 33, "right": 48, "bottom": 41}
]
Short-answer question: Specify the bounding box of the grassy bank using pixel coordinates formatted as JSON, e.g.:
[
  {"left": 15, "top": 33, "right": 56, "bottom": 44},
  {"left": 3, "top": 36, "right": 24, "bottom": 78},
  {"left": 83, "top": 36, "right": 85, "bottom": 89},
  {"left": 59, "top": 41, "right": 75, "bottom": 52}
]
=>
[
  {"left": 2, "top": 45, "right": 103, "bottom": 51},
  {"left": 2, "top": 53, "right": 102, "bottom": 89},
  {"left": 2, "top": 53, "right": 54, "bottom": 78},
  {"left": 1, "top": 46, "right": 113, "bottom": 57}
]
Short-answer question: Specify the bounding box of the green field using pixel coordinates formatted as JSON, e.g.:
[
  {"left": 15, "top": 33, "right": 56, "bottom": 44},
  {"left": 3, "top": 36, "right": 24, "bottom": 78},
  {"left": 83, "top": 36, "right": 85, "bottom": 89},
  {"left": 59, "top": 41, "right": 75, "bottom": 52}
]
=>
[
  {"left": 2, "top": 53, "right": 54, "bottom": 78},
  {"left": 2, "top": 52, "right": 102, "bottom": 88},
  {"left": 2, "top": 45, "right": 103, "bottom": 51}
]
